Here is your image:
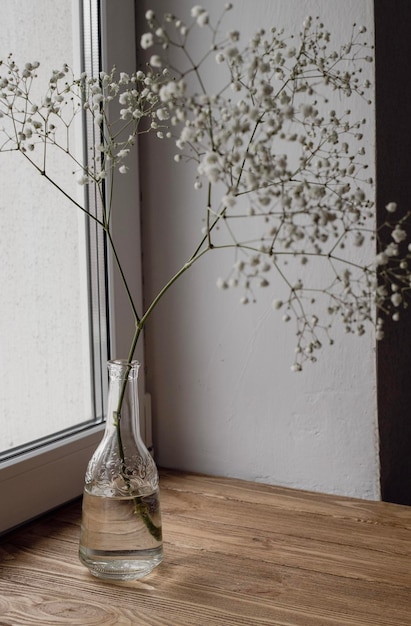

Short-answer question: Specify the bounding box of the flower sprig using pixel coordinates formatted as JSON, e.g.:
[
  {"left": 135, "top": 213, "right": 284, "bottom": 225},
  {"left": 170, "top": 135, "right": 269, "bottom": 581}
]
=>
[
  {"left": 139, "top": 4, "right": 411, "bottom": 368},
  {"left": 1, "top": 4, "right": 411, "bottom": 378},
  {"left": 0, "top": 55, "right": 168, "bottom": 201}
]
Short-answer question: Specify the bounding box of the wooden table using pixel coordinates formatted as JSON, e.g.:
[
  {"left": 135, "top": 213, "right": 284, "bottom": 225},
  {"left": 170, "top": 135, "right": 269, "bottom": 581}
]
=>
[{"left": 0, "top": 469, "right": 410, "bottom": 625}]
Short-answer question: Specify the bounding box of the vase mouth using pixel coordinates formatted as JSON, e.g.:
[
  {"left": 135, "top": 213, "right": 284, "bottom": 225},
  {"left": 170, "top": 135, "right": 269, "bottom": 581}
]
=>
[
  {"left": 108, "top": 360, "right": 141, "bottom": 380},
  {"left": 108, "top": 359, "right": 140, "bottom": 368}
]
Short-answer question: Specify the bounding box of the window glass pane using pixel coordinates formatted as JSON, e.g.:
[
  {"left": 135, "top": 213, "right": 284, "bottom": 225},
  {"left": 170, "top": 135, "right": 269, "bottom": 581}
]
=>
[{"left": 0, "top": 0, "right": 96, "bottom": 456}]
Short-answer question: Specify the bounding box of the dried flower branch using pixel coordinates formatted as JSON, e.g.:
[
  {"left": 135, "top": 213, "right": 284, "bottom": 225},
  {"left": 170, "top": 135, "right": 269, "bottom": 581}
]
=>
[
  {"left": 139, "top": 4, "right": 411, "bottom": 368},
  {"left": 1, "top": 7, "right": 410, "bottom": 373}
]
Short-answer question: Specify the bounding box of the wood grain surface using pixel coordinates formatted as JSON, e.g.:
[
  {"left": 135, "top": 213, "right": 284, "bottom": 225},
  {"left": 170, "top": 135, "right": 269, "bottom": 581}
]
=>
[{"left": 0, "top": 469, "right": 410, "bottom": 625}]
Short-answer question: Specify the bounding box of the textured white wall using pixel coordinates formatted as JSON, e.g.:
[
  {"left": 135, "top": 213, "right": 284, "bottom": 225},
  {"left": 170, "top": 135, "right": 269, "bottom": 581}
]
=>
[{"left": 138, "top": 0, "right": 379, "bottom": 499}]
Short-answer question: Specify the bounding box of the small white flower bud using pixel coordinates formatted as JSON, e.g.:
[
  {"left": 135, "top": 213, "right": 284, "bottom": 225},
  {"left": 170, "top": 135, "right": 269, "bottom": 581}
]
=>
[
  {"left": 216, "top": 277, "right": 228, "bottom": 289},
  {"left": 191, "top": 5, "right": 204, "bottom": 18},
  {"left": 150, "top": 55, "right": 162, "bottom": 68},
  {"left": 392, "top": 227, "right": 407, "bottom": 243},
  {"left": 140, "top": 33, "right": 154, "bottom": 50},
  {"left": 391, "top": 292, "right": 402, "bottom": 307},
  {"left": 197, "top": 12, "right": 209, "bottom": 27},
  {"left": 385, "top": 202, "right": 397, "bottom": 213}
]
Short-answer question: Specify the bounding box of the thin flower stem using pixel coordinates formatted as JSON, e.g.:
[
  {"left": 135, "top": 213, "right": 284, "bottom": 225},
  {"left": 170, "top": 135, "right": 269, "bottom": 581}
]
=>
[
  {"left": 112, "top": 326, "right": 162, "bottom": 540},
  {"left": 105, "top": 228, "right": 141, "bottom": 323},
  {"left": 20, "top": 151, "right": 106, "bottom": 229},
  {"left": 134, "top": 497, "right": 162, "bottom": 541},
  {"left": 140, "top": 247, "right": 210, "bottom": 329},
  {"left": 108, "top": 241, "right": 211, "bottom": 505},
  {"left": 18, "top": 139, "right": 161, "bottom": 537},
  {"left": 112, "top": 234, "right": 212, "bottom": 473}
]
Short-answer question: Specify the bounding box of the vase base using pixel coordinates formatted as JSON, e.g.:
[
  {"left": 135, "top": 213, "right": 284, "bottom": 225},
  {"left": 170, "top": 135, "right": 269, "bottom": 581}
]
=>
[{"left": 79, "top": 546, "right": 163, "bottom": 581}]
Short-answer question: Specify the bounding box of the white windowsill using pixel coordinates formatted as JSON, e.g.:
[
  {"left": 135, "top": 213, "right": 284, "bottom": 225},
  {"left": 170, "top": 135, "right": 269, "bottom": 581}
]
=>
[{"left": 0, "top": 424, "right": 105, "bottom": 534}]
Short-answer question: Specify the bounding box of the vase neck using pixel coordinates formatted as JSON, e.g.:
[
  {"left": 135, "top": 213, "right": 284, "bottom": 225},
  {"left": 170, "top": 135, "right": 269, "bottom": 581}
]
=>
[{"left": 105, "top": 360, "right": 141, "bottom": 439}]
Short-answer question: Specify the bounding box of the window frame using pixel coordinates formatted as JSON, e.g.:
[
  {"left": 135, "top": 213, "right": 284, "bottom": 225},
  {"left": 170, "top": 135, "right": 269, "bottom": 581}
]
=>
[{"left": 0, "top": 0, "right": 144, "bottom": 534}]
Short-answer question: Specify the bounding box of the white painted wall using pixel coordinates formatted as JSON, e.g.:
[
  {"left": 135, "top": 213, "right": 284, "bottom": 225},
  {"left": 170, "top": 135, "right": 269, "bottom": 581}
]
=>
[{"left": 138, "top": 0, "right": 379, "bottom": 499}]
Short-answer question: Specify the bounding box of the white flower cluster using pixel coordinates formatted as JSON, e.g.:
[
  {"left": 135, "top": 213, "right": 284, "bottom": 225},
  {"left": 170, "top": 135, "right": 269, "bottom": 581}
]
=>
[
  {"left": 0, "top": 54, "right": 168, "bottom": 188},
  {"left": 1, "top": 6, "right": 410, "bottom": 372},
  {"left": 372, "top": 202, "right": 411, "bottom": 339},
  {"left": 139, "top": 5, "right": 411, "bottom": 368}
]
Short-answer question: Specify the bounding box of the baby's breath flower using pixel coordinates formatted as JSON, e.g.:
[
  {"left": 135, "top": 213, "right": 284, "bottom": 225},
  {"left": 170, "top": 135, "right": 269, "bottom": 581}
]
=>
[
  {"left": 376, "top": 329, "right": 385, "bottom": 341},
  {"left": 150, "top": 55, "right": 162, "bottom": 68},
  {"left": 392, "top": 227, "right": 407, "bottom": 243},
  {"left": 216, "top": 277, "right": 228, "bottom": 289},
  {"left": 391, "top": 293, "right": 402, "bottom": 307},
  {"left": 374, "top": 252, "right": 388, "bottom": 266},
  {"left": 156, "top": 107, "right": 169, "bottom": 121},
  {"left": 196, "top": 12, "right": 209, "bottom": 27},
  {"left": 140, "top": 33, "right": 154, "bottom": 50},
  {"left": 191, "top": 6, "right": 205, "bottom": 18},
  {"left": 119, "top": 72, "right": 130, "bottom": 84},
  {"left": 1, "top": 12, "right": 408, "bottom": 371},
  {"left": 222, "top": 192, "right": 236, "bottom": 207},
  {"left": 385, "top": 201, "right": 397, "bottom": 213}
]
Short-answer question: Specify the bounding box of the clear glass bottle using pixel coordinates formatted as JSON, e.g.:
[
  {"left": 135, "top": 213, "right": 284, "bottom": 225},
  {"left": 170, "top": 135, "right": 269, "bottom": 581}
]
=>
[{"left": 79, "top": 360, "right": 163, "bottom": 580}]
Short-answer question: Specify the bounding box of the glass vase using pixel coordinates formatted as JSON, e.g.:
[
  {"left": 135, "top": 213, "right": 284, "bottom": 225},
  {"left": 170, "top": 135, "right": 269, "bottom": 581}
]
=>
[{"left": 79, "top": 359, "right": 163, "bottom": 580}]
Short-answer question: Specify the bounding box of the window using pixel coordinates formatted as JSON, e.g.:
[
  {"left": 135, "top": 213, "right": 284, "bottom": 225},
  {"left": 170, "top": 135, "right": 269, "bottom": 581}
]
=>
[
  {"left": 0, "top": 1, "right": 98, "bottom": 460},
  {"left": 0, "top": 0, "right": 142, "bottom": 533}
]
